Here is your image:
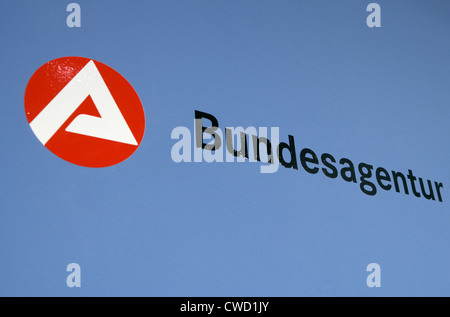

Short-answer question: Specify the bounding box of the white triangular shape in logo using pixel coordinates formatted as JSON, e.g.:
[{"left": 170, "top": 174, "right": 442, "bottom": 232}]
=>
[{"left": 29, "top": 60, "right": 138, "bottom": 146}]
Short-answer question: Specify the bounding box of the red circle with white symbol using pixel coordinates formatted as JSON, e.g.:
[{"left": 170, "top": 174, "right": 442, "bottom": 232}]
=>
[{"left": 24, "top": 56, "right": 145, "bottom": 167}]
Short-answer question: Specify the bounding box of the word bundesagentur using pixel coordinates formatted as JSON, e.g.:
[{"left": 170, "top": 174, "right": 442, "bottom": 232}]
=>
[{"left": 171, "top": 111, "right": 444, "bottom": 202}]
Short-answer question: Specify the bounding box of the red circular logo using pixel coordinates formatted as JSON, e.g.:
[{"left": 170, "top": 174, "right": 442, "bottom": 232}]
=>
[{"left": 24, "top": 57, "right": 145, "bottom": 167}]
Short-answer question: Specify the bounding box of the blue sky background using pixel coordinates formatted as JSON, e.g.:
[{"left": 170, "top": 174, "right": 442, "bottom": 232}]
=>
[{"left": 1, "top": 0, "right": 450, "bottom": 296}]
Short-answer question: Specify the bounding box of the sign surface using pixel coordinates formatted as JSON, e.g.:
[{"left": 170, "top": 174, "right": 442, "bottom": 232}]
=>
[{"left": 1, "top": 1, "right": 449, "bottom": 297}]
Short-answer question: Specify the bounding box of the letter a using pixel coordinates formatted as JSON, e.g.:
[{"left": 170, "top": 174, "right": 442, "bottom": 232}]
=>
[
  {"left": 171, "top": 127, "right": 192, "bottom": 162},
  {"left": 366, "top": 263, "right": 381, "bottom": 287},
  {"left": 67, "top": 3, "right": 81, "bottom": 28},
  {"left": 66, "top": 263, "right": 81, "bottom": 287},
  {"left": 366, "top": 3, "right": 381, "bottom": 28}
]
